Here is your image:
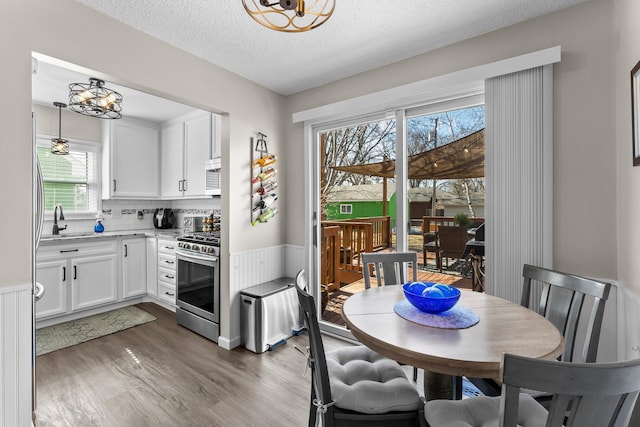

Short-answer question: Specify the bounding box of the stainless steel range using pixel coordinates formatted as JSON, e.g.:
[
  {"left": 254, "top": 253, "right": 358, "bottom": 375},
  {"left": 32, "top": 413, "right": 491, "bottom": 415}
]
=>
[{"left": 175, "top": 231, "right": 220, "bottom": 342}]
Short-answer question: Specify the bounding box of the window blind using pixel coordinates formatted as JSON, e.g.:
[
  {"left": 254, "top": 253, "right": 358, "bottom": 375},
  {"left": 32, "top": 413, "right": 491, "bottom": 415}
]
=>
[{"left": 484, "top": 65, "right": 553, "bottom": 303}]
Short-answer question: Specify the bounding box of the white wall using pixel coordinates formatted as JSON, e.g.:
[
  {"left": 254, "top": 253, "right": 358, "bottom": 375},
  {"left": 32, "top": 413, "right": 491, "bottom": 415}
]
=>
[{"left": 615, "top": 0, "right": 640, "bottom": 307}]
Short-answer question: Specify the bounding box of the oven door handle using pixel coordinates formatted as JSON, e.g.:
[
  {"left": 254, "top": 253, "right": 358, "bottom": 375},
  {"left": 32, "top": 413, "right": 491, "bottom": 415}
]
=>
[{"left": 176, "top": 250, "right": 218, "bottom": 264}]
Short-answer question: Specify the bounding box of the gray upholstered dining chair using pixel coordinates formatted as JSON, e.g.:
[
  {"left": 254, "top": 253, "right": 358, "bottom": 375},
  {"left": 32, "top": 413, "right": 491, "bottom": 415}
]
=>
[
  {"left": 469, "top": 263, "right": 612, "bottom": 397},
  {"left": 361, "top": 252, "right": 418, "bottom": 289},
  {"left": 361, "top": 251, "right": 420, "bottom": 381},
  {"left": 425, "top": 353, "right": 640, "bottom": 427},
  {"left": 295, "top": 270, "right": 425, "bottom": 427}
]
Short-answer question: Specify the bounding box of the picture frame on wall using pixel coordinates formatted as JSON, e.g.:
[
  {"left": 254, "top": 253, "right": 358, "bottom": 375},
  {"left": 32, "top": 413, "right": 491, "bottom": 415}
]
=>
[{"left": 631, "top": 60, "right": 640, "bottom": 166}]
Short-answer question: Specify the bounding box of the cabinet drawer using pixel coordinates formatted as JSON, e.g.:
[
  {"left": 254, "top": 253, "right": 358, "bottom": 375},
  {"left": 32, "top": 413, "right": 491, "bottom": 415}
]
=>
[
  {"left": 158, "top": 253, "right": 176, "bottom": 271},
  {"left": 158, "top": 267, "right": 176, "bottom": 285},
  {"left": 158, "top": 283, "right": 176, "bottom": 305},
  {"left": 38, "top": 239, "right": 117, "bottom": 260},
  {"left": 158, "top": 240, "right": 177, "bottom": 254}
]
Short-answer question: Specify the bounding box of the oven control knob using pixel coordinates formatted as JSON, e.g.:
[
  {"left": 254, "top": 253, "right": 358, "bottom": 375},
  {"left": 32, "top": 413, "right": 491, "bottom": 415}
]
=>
[
  {"left": 183, "top": 243, "right": 191, "bottom": 250},
  {"left": 207, "top": 247, "right": 215, "bottom": 253},
  {"left": 191, "top": 244, "right": 199, "bottom": 252},
  {"left": 178, "top": 242, "right": 184, "bottom": 248}
]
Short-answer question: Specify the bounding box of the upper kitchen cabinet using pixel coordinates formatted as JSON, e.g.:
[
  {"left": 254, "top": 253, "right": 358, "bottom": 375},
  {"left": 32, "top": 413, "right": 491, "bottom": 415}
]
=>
[
  {"left": 102, "top": 118, "right": 160, "bottom": 199},
  {"left": 161, "top": 111, "right": 219, "bottom": 199}
]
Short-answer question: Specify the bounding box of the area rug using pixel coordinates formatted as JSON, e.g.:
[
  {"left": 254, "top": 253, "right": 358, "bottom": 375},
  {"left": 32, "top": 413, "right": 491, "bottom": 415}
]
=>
[{"left": 36, "top": 306, "right": 156, "bottom": 356}]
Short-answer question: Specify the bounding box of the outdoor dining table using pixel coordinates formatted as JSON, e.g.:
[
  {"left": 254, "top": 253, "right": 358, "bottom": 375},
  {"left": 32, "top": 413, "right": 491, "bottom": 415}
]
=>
[{"left": 341, "top": 286, "right": 565, "bottom": 400}]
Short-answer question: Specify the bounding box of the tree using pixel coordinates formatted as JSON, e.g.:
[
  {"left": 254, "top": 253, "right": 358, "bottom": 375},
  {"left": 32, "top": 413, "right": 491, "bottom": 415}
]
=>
[{"left": 321, "top": 120, "right": 395, "bottom": 218}]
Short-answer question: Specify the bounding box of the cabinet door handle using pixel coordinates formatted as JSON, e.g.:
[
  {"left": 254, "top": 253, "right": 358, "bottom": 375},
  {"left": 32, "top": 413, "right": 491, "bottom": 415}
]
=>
[
  {"left": 73, "top": 265, "right": 77, "bottom": 280},
  {"left": 124, "top": 244, "right": 128, "bottom": 257},
  {"left": 165, "top": 260, "right": 174, "bottom": 264},
  {"left": 165, "top": 291, "right": 175, "bottom": 297},
  {"left": 182, "top": 179, "right": 187, "bottom": 192},
  {"left": 62, "top": 266, "right": 66, "bottom": 282},
  {"left": 60, "top": 248, "right": 79, "bottom": 253},
  {"left": 113, "top": 179, "right": 117, "bottom": 192},
  {"left": 165, "top": 274, "right": 174, "bottom": 279},
  {"left": 164, "top": 246, "right": 174, "bottom": 250},
  {"left": 178, "top": 180, "right": 183, "bottom": 192}
]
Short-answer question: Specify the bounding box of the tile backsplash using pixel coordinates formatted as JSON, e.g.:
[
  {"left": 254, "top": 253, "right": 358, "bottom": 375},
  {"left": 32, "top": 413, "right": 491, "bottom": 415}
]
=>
[{"left": 42, "top": 199, "right": 221, "bottom": 235}]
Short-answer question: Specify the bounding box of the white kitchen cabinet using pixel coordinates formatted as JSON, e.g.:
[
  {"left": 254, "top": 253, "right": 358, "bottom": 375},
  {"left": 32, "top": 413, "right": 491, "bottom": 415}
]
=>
[
  {"left": 103, "top": 117, "right": 160, "bottom": 199},
  {"left": 157, "top": 239, "right": 177, "bottom": 306},
  {"left": 146, "top": 237, "right": 158, "bottom": 297},
  {"left": 161, "top": 122, "right": 184, "bottom": 198},
  {"left": 122, "top": 237, "right": 147, "bottom": 299},
  {"left": 211, "top": 112, "right": 222, "bottom": 159},
  {"left": 35, "top": 259, "right": 68, "bottom": 319},
  {"left": 71, "top": 253, "right": 118, "bottom": 311},
  {"left": 161, "top": 111, "right": 213, "bottom": 199},
  {"left": 36, "top": 239, "right": 124, "bottom": 320}
]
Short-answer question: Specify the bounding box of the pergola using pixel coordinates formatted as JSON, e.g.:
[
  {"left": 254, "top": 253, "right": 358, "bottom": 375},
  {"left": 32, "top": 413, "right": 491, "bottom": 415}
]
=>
[{"left": 330, "top": 128, "right": 485, "bottom": 215}]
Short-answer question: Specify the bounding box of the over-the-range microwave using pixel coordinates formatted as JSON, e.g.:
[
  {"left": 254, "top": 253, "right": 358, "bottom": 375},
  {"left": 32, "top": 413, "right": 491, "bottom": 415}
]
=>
[{"left": 205, "top": 158, "right": 221, "bottom": 196}]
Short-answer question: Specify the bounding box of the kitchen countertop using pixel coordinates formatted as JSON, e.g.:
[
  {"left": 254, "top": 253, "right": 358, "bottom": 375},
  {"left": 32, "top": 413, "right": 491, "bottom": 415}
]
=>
[{"left": 39, "top": 228, "right": 182, "bottom": 244}]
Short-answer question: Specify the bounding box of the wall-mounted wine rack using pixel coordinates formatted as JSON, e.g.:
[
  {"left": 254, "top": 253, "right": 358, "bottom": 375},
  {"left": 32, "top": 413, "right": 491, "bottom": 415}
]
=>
[{"left": 251, "top": 132, "right": 278, "bottom": 226}]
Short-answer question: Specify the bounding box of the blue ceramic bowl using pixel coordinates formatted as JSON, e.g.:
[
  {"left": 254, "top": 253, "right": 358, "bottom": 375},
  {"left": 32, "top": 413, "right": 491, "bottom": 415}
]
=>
[{"left": 402, "top": 282, "right": 461, "bottom": 314}]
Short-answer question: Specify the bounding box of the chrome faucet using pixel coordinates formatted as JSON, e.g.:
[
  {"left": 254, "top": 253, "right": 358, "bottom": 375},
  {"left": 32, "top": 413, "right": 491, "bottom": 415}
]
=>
[{"left": 52, "top": 204, "right": 67, "bottom": 235}]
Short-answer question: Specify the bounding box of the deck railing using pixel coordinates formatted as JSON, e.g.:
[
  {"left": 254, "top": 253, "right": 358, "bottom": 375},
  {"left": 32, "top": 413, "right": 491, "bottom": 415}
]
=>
[{"left": 321, "top": 216, "right": 391, "bottom": 287}]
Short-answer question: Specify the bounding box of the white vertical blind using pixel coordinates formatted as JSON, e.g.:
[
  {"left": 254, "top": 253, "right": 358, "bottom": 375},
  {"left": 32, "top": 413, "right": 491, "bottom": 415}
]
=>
[{"left": 485, "top": 65, "right": 553, "bottom": 303}]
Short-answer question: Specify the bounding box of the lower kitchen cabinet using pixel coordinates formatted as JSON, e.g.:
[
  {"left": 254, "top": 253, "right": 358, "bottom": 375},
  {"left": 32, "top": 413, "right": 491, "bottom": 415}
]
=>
[
  {"left": 157, "top": 238, "right": 177, "bottom": 306},
  {"left": 122, "top": 237, "right": 147, "bottom": 298},
  {"left": 71, "top": 253, "right": 118, "bottom": 311},
  {"left": 36, "top": 237, "right": 142, "bottom": 321},
  {"left": 35, "top": 259, "right": 67, "bottom": 318}
]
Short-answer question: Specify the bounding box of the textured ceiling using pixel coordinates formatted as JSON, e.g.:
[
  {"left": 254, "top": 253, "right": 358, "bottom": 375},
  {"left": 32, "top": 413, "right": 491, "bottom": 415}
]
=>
[{"left": 75, "top": 0, "right": 589, "bottom": 96}]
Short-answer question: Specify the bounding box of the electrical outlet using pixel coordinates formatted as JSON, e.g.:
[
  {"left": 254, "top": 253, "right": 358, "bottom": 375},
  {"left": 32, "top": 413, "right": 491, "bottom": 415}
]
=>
[{"left": 137, "top": 210, "right": 144, "bottom": 220}]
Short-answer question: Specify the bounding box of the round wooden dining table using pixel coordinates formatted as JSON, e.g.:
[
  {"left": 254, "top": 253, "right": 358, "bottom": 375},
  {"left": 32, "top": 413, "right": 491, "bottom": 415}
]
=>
[{"left": 341, "top": 286, "right": 564, "bottom": 400}]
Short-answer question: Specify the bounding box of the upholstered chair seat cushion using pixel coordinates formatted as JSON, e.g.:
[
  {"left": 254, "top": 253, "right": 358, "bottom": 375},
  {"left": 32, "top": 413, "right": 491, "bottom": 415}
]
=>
[
  {"left": 425, "top": 394, "right": 549, "bottom": 427},
  {"left": 326, "top": 346, "right": 422, "bottom": 414}
]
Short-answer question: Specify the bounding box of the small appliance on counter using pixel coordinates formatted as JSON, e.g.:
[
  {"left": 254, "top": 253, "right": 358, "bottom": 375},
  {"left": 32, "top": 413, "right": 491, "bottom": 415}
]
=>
[
  {"left": 240, "top": 278, "right": 303, "bottom": 353},
  {"left": 153, "top": 208, "right": 175, "bottom": 229}
]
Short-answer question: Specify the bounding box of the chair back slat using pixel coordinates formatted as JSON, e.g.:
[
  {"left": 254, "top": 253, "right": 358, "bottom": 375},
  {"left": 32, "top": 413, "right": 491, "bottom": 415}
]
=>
[
  {"left": 501, "top": 353, "right": 640, "bottom": 427},
  {"left": 361, "top": 252, "right": 418, "bottom": 289},
  {"left": 521, "top": 264, "right": 611, "bottom": 363}
]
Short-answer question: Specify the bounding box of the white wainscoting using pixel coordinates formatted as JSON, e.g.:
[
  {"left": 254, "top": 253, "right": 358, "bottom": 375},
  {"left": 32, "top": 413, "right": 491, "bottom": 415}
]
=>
[
  {"left": 0, "top": 283, "right": 32, "bottom": 427},
  {"left": 226, "top": 244, "right": 305, "bottom": 349}
]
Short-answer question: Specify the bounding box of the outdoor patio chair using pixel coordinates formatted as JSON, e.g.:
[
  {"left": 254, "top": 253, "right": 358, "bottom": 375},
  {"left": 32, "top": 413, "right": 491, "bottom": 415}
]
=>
[
  {"left": 434, "top": 225, "right": 469, "bottom": 273},
  {"left": 295, "top": 270, "right": 425, "bottom": 427},
  {"left": 425, "top": 353, "right": 640, "bottom": 427},
  {"left": 468, "top": 264, "right": 612, "bottom": 399}
]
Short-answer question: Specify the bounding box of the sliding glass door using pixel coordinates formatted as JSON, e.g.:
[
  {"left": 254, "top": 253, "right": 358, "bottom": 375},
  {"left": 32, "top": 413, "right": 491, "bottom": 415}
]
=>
[{"left": 313, "top": 98, "right": 485, "bottom": 336}]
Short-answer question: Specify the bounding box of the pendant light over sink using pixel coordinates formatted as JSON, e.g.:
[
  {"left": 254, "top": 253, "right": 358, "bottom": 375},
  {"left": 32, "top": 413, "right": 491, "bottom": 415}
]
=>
[
  {"left": 50, "top": 102, "right": 69, "bottom": 155},
  {"left": 68, "top": 77, "right": 123, "bottom": 119}
]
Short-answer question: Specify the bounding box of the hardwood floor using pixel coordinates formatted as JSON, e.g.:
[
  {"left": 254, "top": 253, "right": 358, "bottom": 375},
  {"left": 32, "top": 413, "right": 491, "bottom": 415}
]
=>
[{"left": 34, "top": 302, "right": 348, "bottom": 427}]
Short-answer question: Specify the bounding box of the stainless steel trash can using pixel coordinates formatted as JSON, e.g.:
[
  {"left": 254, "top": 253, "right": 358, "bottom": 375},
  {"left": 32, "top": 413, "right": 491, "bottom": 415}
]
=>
[{"left": 240, "top": 278, "right": 303, "bottom": 353}]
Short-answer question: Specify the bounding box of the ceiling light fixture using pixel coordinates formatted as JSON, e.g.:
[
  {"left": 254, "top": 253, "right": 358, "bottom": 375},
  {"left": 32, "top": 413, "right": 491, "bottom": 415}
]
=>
[
  {"left": 242, "top": 0, "right": 335, "bottom": 33},
  {"left": 68, "top": 78, "right": 123, "bottom": 119},
  {"left": 51, "top": 102, "right": 69, "bottom": 155}
]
